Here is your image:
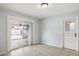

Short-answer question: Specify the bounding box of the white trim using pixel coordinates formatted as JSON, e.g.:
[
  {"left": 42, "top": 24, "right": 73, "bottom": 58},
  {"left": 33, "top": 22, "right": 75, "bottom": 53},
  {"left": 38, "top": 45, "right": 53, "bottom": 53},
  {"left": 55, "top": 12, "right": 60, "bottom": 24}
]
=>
[
  {"left": 76, "top": 16, "right": 79, "bottom": 52},
  {"left": 41, "top": 42, "right": 62, "bottom": 48}
]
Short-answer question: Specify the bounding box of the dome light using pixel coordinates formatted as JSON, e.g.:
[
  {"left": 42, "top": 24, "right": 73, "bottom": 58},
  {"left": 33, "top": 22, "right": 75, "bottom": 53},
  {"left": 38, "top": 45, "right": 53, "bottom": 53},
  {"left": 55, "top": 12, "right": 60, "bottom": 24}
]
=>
[{"left": 41, "top": 3, "right": 48, "bottom": 8}]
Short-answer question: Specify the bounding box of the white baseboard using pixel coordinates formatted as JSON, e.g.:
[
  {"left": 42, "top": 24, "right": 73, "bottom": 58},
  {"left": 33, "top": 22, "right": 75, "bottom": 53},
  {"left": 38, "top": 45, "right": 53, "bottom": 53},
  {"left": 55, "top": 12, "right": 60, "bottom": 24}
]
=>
[{"left": 41, "top": 42, "right": 62, "bottom": 48}]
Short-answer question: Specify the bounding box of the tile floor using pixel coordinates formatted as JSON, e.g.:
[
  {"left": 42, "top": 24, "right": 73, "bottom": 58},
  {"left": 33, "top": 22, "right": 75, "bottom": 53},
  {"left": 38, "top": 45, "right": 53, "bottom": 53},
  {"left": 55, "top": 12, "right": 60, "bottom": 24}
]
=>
[{"left": 0, "top": 44, "right": 79, "bottom": 56}]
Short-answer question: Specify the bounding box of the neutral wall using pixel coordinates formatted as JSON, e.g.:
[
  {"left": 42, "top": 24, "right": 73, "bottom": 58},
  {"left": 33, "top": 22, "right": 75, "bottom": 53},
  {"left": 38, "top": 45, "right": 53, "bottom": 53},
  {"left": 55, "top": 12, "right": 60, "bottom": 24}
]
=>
[
  {"left": 0, "top": 8, "right": 39, "bottom": 53},
  {"left": 40, "top": 11, "right": 79, "bottom": 48}
]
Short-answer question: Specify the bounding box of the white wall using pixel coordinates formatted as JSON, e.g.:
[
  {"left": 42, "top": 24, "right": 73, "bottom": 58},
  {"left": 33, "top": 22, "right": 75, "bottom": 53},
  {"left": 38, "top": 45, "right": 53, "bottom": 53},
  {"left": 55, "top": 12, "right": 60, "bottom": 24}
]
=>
[
  {"left": 0, "top": 8, "right": 39, "bottom": 53},
  {"left": 40, "top": 11, "right": 79, "bottom": 48}
]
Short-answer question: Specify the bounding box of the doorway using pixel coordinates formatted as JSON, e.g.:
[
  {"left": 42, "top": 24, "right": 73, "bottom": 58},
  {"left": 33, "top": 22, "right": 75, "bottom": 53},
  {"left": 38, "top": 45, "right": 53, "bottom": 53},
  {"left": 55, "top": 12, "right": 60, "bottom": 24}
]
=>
[
  {"left": 7, "top": 16, "right": 33, "bottom": 51},
  {"left": 63, "top": 17, "right": 79, "bottom": 51}
]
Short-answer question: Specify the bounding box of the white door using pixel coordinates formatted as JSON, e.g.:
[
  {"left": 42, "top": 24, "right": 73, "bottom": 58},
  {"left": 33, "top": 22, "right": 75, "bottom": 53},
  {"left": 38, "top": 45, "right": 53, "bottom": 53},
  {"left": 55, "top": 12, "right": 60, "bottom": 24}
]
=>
[{"left": 64, "top": 17, "right": 78, "bottom": 51}]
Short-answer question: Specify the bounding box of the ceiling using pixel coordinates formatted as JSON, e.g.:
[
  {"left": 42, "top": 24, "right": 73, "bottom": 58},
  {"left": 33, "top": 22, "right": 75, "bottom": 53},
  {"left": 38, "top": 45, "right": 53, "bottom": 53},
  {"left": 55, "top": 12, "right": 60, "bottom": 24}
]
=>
[{"left": 0, "top": 3, "right": 79, "bottom": 19}]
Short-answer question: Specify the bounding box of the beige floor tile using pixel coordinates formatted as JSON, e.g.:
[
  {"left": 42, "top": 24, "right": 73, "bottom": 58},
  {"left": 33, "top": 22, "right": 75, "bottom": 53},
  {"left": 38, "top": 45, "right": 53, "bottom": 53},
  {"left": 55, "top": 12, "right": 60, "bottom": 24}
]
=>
[{"left": 0, "top": 44, "right": 79, "bottom": 56}]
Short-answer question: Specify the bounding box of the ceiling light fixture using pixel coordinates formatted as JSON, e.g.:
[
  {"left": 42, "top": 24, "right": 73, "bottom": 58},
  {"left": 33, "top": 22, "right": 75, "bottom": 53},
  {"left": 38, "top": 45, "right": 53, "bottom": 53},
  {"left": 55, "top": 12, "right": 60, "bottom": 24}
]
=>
[{"left": 41, "top": 3, "right": 48, "bottom": 8}]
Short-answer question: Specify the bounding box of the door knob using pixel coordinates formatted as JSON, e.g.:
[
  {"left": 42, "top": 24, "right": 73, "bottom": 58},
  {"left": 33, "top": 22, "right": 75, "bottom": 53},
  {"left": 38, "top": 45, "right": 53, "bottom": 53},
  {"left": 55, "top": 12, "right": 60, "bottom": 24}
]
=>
[{"left": 75, "top": 33, "right": 77, "bottom": 37}]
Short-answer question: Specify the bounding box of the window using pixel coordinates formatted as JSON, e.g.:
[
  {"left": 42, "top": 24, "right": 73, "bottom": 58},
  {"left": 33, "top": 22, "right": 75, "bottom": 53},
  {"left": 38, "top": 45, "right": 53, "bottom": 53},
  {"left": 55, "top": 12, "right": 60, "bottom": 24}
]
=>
[
  {"left": 11, "top": 24, "right": 23, "bottom": 40},
  {"left": 11, "top": 23, "right": 29, "bottom": 40}
]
